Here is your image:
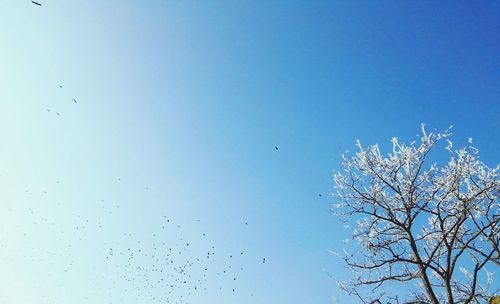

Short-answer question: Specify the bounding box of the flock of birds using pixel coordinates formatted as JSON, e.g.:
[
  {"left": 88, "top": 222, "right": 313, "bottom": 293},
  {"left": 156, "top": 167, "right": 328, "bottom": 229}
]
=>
[
  {"left": 3, "top": 182, "right": 270, "bottom": 304},
  {"left": 104, "top": 217, "right": 265, "bottom": 303},
  {"left": 45, "top": 85, "right": 77, "bottom": 117}
]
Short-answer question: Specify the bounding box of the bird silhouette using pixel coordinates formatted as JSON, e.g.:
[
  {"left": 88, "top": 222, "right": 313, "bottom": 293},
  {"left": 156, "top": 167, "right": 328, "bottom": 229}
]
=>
[
  {"left": 32, "top": 1, "right": 42, "bottom": 6},
  {"left": 72, "top": 98, "right": 77, "bottom": 103},
  {"left": 275, "top": 146, "right": 278, "bottom": 151}
]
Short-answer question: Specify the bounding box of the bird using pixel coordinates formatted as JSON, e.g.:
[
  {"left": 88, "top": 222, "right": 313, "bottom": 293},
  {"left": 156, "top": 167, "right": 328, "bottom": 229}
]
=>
[
  {"left": 72, "top": 98, "right": 77, "bottom": 103},
  {"left": 318, "top": 194, "right": 322, "bottom": 197},
  {"left": 274, "top": 146, "right": 279, "bottom": 151},
  {"left": 262, "top": 258, "right": 266, "bottom": 263},
  {"left": 32, "top": 1, "right": 42, "bottom": 6}
]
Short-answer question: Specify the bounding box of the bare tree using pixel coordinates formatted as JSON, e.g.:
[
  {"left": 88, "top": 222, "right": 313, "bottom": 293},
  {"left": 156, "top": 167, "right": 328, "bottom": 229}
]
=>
[{"left": 333, "top": 125, "right": 499, "bottom": 303}]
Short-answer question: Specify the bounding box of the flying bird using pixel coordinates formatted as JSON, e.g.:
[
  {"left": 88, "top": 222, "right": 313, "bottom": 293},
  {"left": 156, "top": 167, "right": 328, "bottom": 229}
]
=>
[
  {"left": 72, "top": 98, "right": 77, "bottom": 103},
  {"left": 274, "top": 146, "right": 278, "bottom": 151},
  {"left": 32, "top": 1, "right": 42, "bottom": 6}
]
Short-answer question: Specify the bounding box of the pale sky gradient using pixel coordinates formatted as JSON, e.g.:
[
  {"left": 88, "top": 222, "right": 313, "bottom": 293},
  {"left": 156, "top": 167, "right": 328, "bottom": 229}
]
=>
[{"left": 1, "top": 1, "right": 499, "bottom": 303}]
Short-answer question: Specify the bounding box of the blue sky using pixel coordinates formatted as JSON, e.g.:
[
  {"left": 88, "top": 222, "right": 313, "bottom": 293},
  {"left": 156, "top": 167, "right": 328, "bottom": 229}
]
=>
[{"left": 0, "top": 1, "right": 499, "bottom": 303}]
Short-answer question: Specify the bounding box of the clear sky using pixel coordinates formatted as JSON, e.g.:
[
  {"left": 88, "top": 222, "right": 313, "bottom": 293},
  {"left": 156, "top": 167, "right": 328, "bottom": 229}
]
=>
[{"left": 0, "top": 1, "right": 499, "bottom": 303}]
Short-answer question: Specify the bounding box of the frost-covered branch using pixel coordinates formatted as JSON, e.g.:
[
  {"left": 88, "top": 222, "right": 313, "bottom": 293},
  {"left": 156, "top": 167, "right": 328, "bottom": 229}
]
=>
[{"left": 333, "top": 125, "right": 499, "bottom": 304}]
